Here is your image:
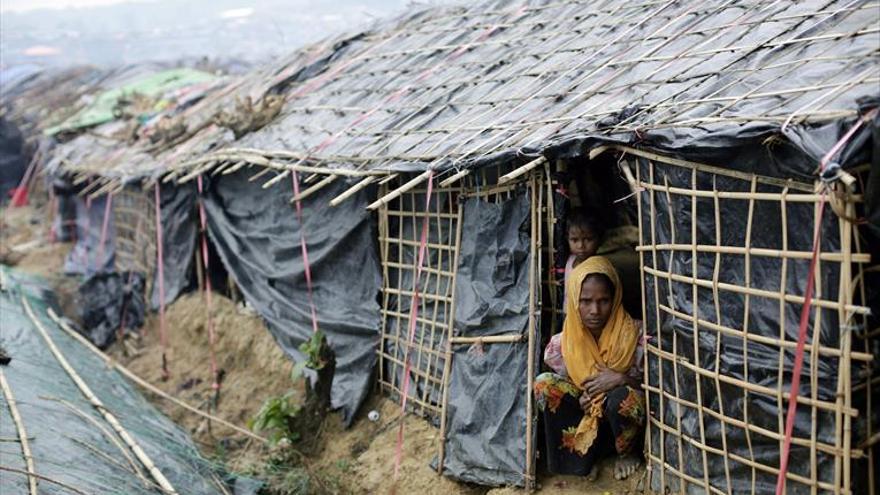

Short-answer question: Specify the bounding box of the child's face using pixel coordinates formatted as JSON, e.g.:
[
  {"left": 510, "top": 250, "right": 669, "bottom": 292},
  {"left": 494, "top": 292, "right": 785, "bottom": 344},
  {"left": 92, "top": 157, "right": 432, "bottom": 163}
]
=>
[{"left": 567, "top": 225, "right": 599, "bottom": 263}]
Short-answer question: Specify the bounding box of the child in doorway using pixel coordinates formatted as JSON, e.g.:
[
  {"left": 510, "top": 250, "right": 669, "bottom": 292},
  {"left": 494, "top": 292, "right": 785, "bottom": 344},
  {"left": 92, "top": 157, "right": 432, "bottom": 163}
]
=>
[{"left": 563, "top": 208, "right": 605, "bottom": 307}]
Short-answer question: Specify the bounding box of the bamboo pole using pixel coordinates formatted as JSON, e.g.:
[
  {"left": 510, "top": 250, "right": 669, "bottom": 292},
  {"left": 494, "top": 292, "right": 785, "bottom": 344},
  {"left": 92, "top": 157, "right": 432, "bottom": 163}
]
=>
[
  {"left": 437, "top": 199, "right": 464, "bottom": 473},
  {"left": 498, "top": 157, "right": 546, "bottom": 185},
  {"left": 42, "top": 396, "right": 151, "bottom": 486},
  {"left": 0, "top": 368, "right": 38, "bottom": 494},
  {"left": 524, "top": 171, "right": 537, "bottom": 490},
  {"left": 840, "top": 187, "right": 856, "bottom": 493},
  {"left": 178, "top": 162, "right": 220, "bottom": 184},
  {"left": 438, "top": 169, "right": 470, "bottom": 187},
  {"left": 289, "top": 174, "right": 337, "bottom": 202},
  {"left": 657, "top": 304, "right": 872, "bottom": 362},
  {"left": 638, "top": 180, "right": 861, "bottom": 203},
  {"left": 641, "top": 265, "right": 869, "bottom": 314},
  {"left": 22, "top": 296, "right": 178, "bottom": 494},
  {"left": 221, "top": 161, "right": 249, "bottom": 176},
  {"left": 449, "top": 334, "right": 523, "bottom": 344},
  {"left": 367, "top": 170, "right": 432, "bottom": 210},
  {"left": 329, "top": 176, "right": 376, "bottom": 207},
  {"left": 634, "top": 243, "right": 870, "bottom": 263},
  {"left": 45, "top": 308, "right": 266, "bottom": 443},
  {"left": 0, "top": 466, "right": 87, "bottom": 495},
  {"left": 689, "top": 168, "right": 712, "bottom": 491}
]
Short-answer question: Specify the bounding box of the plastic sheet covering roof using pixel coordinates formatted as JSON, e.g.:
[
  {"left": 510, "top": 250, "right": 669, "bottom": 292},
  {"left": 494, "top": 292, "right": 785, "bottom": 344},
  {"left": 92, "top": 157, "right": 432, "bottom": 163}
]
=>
[
  {"left": 0, "top": 266, "right": 242, "bottom": 494},
  {"left": 46, "top": 0, "right": 880, "bottom": 183},
  {"left": 47, "top": 38, "right": 356, "bottom": 181},
  {"left": 44, "top": 68, "right": 216, "bottom": 136},
  {"left": 180, "top": 0, "right": 879, "bottom": 176}
]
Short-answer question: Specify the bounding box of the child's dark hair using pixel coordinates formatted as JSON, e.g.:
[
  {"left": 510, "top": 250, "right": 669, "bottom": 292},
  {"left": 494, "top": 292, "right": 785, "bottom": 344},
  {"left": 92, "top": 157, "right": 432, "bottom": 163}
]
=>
[{"left": 566, "top": 208, "right": 606, "bottom": 240}]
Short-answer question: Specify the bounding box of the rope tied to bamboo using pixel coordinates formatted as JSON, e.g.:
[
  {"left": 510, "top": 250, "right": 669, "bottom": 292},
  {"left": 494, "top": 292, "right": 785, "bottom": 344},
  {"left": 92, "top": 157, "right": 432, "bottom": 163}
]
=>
[{"left": 775, "top": 105, "right": 877, "bottom": 495}]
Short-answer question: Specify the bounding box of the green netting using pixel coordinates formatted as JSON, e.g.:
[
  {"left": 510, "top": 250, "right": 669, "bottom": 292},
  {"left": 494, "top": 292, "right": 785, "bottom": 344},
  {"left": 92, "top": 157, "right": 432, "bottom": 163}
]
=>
[
  {"left": 0, "top": 266, "right": 240, "bottom": 494},
  {"left": 44, "top": 68, "right": 214, "bottom": 136}
]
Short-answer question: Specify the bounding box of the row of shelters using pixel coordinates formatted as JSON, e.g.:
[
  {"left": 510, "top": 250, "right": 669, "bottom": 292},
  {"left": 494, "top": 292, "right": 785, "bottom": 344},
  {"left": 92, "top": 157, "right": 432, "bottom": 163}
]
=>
[{"left": 2, "top": 0, "right": 878, "bottom": 493}]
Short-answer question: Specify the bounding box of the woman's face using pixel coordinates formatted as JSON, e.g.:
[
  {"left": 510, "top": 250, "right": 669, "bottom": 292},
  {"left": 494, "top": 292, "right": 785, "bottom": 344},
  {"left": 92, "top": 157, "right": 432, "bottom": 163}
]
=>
[{"left": 578, "top": 276, "right": 613, "bottom": 334}]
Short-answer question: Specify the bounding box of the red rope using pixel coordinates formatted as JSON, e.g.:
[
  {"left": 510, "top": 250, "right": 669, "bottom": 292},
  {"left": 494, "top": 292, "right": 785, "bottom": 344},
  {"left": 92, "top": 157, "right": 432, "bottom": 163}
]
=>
[
  {"left": 154, "top": 183, "right": 170, "bottom": 379},
  {"left": 775, "top": 108, "right": 877, "bottom": 494},
  {"left": 290, "top": 172, "right": 320, "bottom": 335},
  {"left": 196, "top": 175, "right": 220, "bottom": 391},
  {"left": 393, "top": 171, "right": 434, "bottom": 482},
  {"left": 96, "top": 193, "right": 113, "bottom": 272}
]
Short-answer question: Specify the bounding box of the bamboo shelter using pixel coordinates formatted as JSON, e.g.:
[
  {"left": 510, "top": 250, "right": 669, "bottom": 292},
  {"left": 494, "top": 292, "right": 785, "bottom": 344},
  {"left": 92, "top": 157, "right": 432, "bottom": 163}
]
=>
[{"left": 5, "top": 0, "right": 879, "bottom": 492}]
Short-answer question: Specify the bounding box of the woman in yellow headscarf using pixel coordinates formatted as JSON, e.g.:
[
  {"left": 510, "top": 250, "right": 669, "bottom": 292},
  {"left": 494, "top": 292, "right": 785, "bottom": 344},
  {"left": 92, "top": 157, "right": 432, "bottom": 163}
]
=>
[{"left": 534, "top": 256, "right": 645, "bottom": 481}]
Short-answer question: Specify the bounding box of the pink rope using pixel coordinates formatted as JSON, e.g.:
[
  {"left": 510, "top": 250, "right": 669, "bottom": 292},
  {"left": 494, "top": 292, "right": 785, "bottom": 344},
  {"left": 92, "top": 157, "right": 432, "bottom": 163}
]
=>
[
  {"left": 48, "top": 190, "right": 58, "bottom": 243},
  {"left": 290, "top": 172, "right": 320, "bottom": 334},
  {"left": 775, "top": 107, "right": 877, "bottom": 494},
  {"left": 393, "top": 171, "right": 434, "bottom": 482},
  {"left": 154, "top": 183, "right": 170, "bottom": 379},
  {"left": 96, "top": 193, "right": 113, "bottom": 271},
  {"left": 196, "top": 175, "right": 220, "bottom": 391}
]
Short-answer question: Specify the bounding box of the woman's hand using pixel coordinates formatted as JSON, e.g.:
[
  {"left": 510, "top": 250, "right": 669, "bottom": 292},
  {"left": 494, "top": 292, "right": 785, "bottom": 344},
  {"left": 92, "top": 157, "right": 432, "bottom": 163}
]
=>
[{"left": 582, "top": 365, "right": 624, "bottom": 396}]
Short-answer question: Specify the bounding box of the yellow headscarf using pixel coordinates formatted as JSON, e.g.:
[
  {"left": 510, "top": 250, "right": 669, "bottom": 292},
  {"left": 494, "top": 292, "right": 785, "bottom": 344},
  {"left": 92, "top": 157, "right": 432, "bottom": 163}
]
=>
[{"left": 561, "top": 256, "right": 638, "bottom": 455}]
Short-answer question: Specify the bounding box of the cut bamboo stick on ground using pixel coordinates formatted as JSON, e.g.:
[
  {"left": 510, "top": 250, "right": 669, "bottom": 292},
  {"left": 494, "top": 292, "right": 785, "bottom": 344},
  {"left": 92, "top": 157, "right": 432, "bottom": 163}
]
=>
[
  {"left": 0, "top": 368, "right": 38, "bottom": 494},
  {"left": 23, "top": 297, "right": 179, "bottom": 494},
  {"left": 44, "top": 308, "right": 267, "bottom": 444}
]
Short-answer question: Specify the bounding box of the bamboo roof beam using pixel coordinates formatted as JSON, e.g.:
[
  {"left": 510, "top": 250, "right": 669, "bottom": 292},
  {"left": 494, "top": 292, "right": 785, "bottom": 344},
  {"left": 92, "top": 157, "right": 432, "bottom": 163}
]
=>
[
  {"left": 497, "top": 156, "right": 546, "bottom": 184},
  {"left": 329, "top": 176, "right": 376, "bottom": 207},
  {"left": 290, "top": 174, "right": 338, "bottom": 203},
  {"left": 367, "top": 169, "right": 433, "bottom": 210},
  {"left": 439, "top": 168, "right": 470, "bottom": 187}
]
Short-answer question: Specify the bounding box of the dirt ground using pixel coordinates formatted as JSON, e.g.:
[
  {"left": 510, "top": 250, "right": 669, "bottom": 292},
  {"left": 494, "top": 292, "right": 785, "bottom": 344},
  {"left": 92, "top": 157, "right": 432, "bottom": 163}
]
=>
[{"left": 2, "top": 200, "right": 644, "bottom": 495}]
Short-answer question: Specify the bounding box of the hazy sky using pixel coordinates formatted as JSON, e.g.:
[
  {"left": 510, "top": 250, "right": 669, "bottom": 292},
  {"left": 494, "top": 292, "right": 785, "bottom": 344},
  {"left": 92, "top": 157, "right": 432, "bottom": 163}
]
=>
[
  {"left": 1, "top": 0, "right": 461, "bottom": 67},
  {"left": 1, "top": 0, "right": 150, "bottom": 12}
]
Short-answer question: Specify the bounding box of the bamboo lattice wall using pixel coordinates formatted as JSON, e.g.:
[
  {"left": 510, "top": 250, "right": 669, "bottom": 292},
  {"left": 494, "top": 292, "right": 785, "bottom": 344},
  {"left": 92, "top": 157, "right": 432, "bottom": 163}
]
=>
[
  {"left": 112, "top": 187, "right": 157, "bottom": 289},
  {"left": 631, "top": 148, "right": 874, "bottom": 495}
]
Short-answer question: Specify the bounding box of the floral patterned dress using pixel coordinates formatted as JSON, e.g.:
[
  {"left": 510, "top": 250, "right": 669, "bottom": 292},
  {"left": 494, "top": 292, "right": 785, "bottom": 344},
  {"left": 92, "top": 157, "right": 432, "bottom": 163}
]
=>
[{"left": 533, "top": 332, "right": 647, "bottom": 475}]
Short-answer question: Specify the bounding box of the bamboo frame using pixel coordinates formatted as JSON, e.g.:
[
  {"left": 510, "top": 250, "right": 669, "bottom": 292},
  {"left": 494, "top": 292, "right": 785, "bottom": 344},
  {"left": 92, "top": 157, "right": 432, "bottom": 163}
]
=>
[
  {"left": 636, "top": 151, "right": 872, "bottom": 495},
  {"left": 377, "top": 175, "right": 457, "bottom": 420},
  {"left": 0, "top": 368, "right": 37, "bottom": 494}
]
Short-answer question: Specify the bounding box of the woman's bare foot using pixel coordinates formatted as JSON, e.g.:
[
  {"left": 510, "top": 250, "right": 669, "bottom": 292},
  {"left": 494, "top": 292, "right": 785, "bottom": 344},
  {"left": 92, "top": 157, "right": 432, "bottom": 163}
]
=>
[
  {"left": 586, "top": 464, "right": 599, "bottom": 481},
  {"left": 614, "top": 454, "right": 640, "bottom": 480}
]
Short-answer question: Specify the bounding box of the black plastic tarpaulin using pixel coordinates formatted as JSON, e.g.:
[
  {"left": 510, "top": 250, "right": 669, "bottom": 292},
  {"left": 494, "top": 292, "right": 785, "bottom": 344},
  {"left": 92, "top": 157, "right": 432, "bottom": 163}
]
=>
[
  {"left": 149, "top": 182, "right": 197, "bottom": 310},
  {"left": 199, "top": 170, "right": 382, "bottom": 424},
  {"left": 0, "top": 116, "right": 27, "bottom": 203},
  {"left": 439, "top": 193, "right": 535, "bottom": 487},
  {"left": 64, "top": 194, "right": 114, "bottom": 275}
]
